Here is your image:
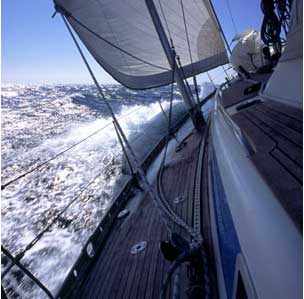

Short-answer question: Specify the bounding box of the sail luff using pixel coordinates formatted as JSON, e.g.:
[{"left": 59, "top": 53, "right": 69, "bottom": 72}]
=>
[{"left": 206, "top": 0, "right": 232, "bottom": 55}]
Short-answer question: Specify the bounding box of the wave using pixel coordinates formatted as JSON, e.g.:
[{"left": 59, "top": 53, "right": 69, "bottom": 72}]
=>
[{"left": 2, "top": 83, "right": 207, "bottom": 298}]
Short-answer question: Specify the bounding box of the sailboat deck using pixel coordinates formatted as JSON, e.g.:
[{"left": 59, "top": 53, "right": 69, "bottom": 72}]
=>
[
  {"left": 55, "top": 74, "right": 302, "bottom": 298},
  {"left": 216, "top": 69, "right": 303, "bottom": 232},
  {"left": 72, "top": 132, "right": 203, "bottom": 299},
  {"left": 232, "top": 100, "right": 303, "bottom": 231},
  {"left": 220, "top": 72, "right": 273, "bottom": 108}
]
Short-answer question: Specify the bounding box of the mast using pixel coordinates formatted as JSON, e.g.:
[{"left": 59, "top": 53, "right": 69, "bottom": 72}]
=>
[{"left": 145, "top": 0, "right": 206, "bottom": 130}]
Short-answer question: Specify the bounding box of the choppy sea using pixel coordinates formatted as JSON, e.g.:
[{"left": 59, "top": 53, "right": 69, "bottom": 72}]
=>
[{"left": 1, "top": 82, "right": 214, "bottom": 298}]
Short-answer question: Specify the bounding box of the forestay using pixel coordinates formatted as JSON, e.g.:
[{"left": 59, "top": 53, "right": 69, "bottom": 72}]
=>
[{"left": 55, "top": 0, "right": 228, "bottom": 89}]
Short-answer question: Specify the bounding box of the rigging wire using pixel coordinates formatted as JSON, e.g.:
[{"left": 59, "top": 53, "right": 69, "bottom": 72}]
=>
[
  {"left": 1, "top": 122, "right": 111, "bottom": 190},
  {"left": 157, "top": 57, "right": 209, "bottom": 298},
  {"left": 53, "top": 3, "right": 170, "bottom": 72},
  {"left": 1, "top": 105, "right": 143, "bottom": 190},
  {"left": 2, "top": 98, "right": 181, "bottom": 279},
  {"left": 156, "top": 0, "right": 201, "bottom": 109},
  {"left": 3, "top": 91, "right": 183, "bottom": 261},
  {"left": 158, "top": 99, "right": 181, "bottom": 144},
  {"left": 2, "top": 3, "right": 216, "bottom": 294},
  {"left": 206, "top": 72, "right": 216, "bottom": 89},
  {"left": 156, "top": 55, "right": 202, "bottom": 244},
  {"left": 180, "top": 0, "right": 201, "bottom": 106},
  {"left": 210, "top": 65, "right": 233, "bottom": 83},
  {"left": 158, "top": 0, "right": 193, "bottom": 109},
  {"left": 208, "top": 0, "right": 232, "bottom": 55},
  {"left": 2, "top": 4, "right": 209, "bottom": 297},
  {"left": 157, "top": 0, "right": 173, "bottom": 44},
  {"left": 225, "top": 0, "right": 238, "bottom": 36},
  {"left": 59, "top": 10, "right": 203, "bottom": 242},
  {"left": 175, "top": 56, "right": 196, "bottom": 105},
  {"left": 1, "top": 246, "right": 54, "bottom": 298},
  {"left": 2, "top": 166, "right": 108, "bottom": 279}
]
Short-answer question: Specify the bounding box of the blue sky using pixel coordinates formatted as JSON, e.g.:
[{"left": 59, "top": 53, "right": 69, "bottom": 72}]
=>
[{"left": 2, "top": 0, "right": 263, "bottom": 84}]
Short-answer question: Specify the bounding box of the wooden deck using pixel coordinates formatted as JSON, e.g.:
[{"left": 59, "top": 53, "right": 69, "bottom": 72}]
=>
[
  {"left": 219, "top": 71, "right": 302, "bottom": 232},
  {"left": 232, "top": 100, "right": 303, "bottom": 232},
  {"left": 71, "top": 132, "right": 204, "bottom": 299},
  {"left": 55, "top": 74, "right": 302, "bottom": 299}
]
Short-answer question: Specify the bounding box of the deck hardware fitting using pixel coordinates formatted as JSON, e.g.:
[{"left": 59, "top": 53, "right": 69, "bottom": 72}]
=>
[
  {"left": 73, "top": 270, "right": 77, "bottom": 277},
  {"left": 175, "top": 141, "right": 187, "bottom": 152},
  {"left": 86, "top": 242, "right": 95, "bottom": 258},
  {"left": 130, "top": 241, "right": 147, "bottom": 254},
  {"left": 173, "top": 196, "right": 185, "bottom": 204},
  {"left": 117, "top": 209, "right": 130, "bottom": 219}
]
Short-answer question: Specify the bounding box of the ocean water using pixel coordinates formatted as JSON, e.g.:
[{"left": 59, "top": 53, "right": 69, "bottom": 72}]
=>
[{"left": 1, "top": 82, "right": 214, "bottom": 298}]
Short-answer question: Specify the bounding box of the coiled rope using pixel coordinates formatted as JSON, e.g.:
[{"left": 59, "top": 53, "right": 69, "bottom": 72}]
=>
[{"left": 262, "top": 0, "right": 293, "bottom": 45}]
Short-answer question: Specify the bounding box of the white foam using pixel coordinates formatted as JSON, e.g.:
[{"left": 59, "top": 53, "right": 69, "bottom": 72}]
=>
[
  {"left": 1, "top": 91, "right": 19, "bottom": 98},
  {"left": 1, "top": 83, "right": 214, "bottom": 298},
  {"left": 1, "top": 93, "right": 180, "bottom": 298}
]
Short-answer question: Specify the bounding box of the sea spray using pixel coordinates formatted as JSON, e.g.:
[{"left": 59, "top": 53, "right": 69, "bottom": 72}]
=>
[{"left": 1, "top": 83, "right": 214, "bottom": 298}]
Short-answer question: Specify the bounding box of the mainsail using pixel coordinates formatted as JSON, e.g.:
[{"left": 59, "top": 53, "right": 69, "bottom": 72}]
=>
[{"left": 55, "top": 0, "right": 228, "bottom": 89}]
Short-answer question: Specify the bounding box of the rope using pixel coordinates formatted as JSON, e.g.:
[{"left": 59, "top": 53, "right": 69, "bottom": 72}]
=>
[
  {"left": 160, "top": 247, "right": 210, "bottom": 299},
  {"left": 1, "top": 105, "right": 143, "bottom": 190},
  {"left": 3, "top": 4, "right": 209, "bottom": 297},
  {"left": 159, "top": 122, "right": 211, "bottom": 299},
  {"left": 2, "top": 95, "right": 183, "bottom": 279},
  {"left": 59, "top": 12, "right": 191, "bottom": 244},
  {"left": 193, "top": 120, "right": 211, "bottom": 298},
  {"left": 275, "top": 0, "right": 292, "bottom": 35},
  {"left": 261, "top": 0, "right": 283, "bottom": 51},
  {"left": 54, "top": 3, "right": 170, "bottom": 72},
  {"left": 160, "top": 251, "right": 189, "bottom": 299},
  {"left": 154, "top": 57, "right": 179, "bottom": 235},
  {"left": 156, "top": 54, "right": 203, "bottom": 244}
]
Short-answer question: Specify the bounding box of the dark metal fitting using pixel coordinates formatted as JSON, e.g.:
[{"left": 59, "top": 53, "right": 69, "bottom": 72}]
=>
[{"left": 54, "top": 3, "right": 72, "bottom": 18}]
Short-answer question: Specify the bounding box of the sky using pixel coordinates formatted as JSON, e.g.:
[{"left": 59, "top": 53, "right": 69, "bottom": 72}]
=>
[{"left": 1, "top": 0, "right": 264, "bottom": 85}]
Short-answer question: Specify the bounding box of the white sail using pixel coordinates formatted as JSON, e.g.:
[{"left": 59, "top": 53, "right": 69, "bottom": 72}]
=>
[{"left": 56, "top": 0, "right": 228, "bottom": 89}]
